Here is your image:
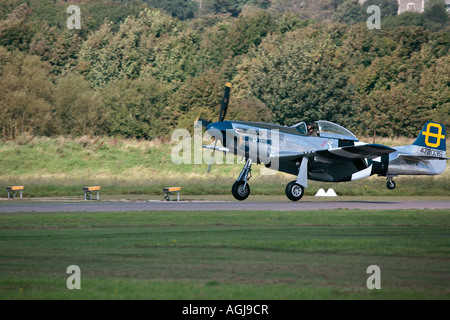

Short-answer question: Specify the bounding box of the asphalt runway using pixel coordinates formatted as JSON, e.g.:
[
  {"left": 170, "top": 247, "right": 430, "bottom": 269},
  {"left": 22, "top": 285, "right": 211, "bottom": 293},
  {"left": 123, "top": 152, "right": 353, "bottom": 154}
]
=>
[{"left": 0, "top": 200, "right": 450, "bottom": 213}]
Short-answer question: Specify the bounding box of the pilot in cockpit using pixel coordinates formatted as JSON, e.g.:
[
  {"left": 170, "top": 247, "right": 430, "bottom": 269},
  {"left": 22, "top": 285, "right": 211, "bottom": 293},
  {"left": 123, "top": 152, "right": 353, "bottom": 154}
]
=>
[{"left": 308, "top": 123, "right": 318, "bottom": 137}]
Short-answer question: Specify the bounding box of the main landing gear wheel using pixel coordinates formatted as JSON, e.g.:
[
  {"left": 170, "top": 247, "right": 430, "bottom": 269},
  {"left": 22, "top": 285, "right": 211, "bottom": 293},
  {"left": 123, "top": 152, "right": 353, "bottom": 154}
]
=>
[
  {"left": 386, "top": 179, "right": 396, "bottom": 190},
  {"left": 232, "top": 181, "right": 250, "bottom": 201},
  {"left": 285, "top": 181, "right": 305, "bottom": 201}
]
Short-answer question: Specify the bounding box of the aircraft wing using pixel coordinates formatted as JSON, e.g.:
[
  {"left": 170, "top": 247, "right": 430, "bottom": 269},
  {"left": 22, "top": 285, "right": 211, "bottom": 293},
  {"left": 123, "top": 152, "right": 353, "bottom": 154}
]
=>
[
  {"left": 267, "top": 144, "right": 396, "bottom": 187},
  {"left": 268, "top": 150, "right": 309, "bottom": 161},
  {"left": 271, "top": 144, "right": 395, "bottom": 162},
  {"left": 315, "top": 144, "right": 396, "bottom": 160}
]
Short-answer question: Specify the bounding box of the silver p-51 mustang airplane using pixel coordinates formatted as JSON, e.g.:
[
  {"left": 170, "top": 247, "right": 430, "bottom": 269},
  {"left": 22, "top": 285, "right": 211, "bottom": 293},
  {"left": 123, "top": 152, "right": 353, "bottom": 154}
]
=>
[{"left": 200, "top": 83, "right": 448, "bottom": 201}]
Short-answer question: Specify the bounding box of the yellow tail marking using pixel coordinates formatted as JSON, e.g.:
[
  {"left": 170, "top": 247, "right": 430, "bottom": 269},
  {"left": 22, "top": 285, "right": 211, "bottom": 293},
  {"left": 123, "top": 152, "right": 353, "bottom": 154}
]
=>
[{"left": 422, "top": 123, "right": 445, "bottom": 148}]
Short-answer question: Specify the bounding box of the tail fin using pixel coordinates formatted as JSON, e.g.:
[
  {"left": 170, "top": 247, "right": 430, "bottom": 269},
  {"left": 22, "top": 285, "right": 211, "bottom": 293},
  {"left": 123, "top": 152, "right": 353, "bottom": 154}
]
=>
[{"left": 412, "top": 122, "right": 446, "bottom": 152}]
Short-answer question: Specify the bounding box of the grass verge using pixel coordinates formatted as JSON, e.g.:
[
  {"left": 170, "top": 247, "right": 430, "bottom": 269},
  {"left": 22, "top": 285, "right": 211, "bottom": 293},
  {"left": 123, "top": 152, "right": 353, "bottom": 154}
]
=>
[{"left": 0, "top": 135, "right": 449, "bottom": 197}]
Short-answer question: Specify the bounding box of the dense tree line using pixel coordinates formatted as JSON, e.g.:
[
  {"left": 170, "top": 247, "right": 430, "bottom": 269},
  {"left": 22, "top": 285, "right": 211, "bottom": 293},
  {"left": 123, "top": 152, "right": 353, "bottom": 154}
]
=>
[{"left": 0, "top": 0, "right": 449, "bottom": 139}]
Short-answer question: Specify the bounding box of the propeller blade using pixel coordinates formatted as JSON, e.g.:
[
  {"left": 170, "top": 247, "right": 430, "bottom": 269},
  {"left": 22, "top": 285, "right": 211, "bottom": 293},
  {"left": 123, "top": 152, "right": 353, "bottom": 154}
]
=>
[
  {"left": 207, "top": 140, "right": 218, "bottom": 174},
  {"left": 219, "top": 82, "right": 232, "bottom": 122}
]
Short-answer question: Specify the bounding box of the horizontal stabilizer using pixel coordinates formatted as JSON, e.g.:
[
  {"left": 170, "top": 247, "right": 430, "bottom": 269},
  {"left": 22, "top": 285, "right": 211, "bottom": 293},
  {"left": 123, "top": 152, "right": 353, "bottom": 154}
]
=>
[{"left": 399, "top": 154, "right": 449, "bottom": 162}]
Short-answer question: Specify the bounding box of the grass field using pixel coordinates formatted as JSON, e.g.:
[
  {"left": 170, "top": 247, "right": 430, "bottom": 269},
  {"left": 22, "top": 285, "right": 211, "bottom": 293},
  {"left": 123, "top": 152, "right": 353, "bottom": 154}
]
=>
[{"left": 1, "top": 209, "right": 449, "bottom": 300}]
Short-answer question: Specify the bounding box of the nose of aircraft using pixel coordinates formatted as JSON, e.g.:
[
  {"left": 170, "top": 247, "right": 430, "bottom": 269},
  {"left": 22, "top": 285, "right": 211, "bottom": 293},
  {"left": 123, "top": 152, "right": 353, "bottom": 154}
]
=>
[{"left": 206, "top": 121, "right": 232, "bottom": 135}]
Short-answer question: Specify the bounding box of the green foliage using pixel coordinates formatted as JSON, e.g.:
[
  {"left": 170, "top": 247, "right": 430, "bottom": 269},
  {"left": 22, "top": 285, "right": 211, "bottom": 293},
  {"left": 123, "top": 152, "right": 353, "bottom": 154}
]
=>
[
  {"left": 0, "top": 3, "right": 34, "bottom": 51},
  {"left": 383, "top": 5, "right": 450, "bottom": 32},
  {"left": 169, "top": 69, "right": 227, "bottom": 130},
  {"left": 28, "top": 0, "right": 65, "bottom": 29},
  {"left": 424, "top": 0, "right": 450, "bottom": 27},
  {"left": 0, "top": 0, "right": 26, "bottom": 21},
  {"left": 332, "top": 0, "right": 365, "bottom": 24},
  {"left": 227, "top": 97, "right": 274, "bottom": 123},
  {"left": 0, "top": 1, "right": 448, "bottom": 140},
  {"left": 348, "top": 25, "right": 448, "bottom": 136},
  {"left": 29, "top": 27, "right": 83, "bottom": 75},
  {"left": 144, "top": 0, "right": 199, "bottom": 20},
  {"left": 246, "top": 29, "right": 357, "bottom": 127},
  {"left": 101, "top": 75, "right": 171, "bottom": 139},
  {"left": 227, "top": 9, "right": 274, "bottom": 56},
  {"left": 357, "top": 84, "right": 430, "bottom": 136},
  {"left": 145, "top": 27, "right": 203, "bottom": 85},
  {"left": 81, "top": 0, "right": 150, "bottom": 31},
  {"left": 202, "top": 0, "right": 270, "bottom": 17},
  {"left": 419, "top": 56, "right": 450, "bottom": 128},
  {"left": 389, "top": 26, "right": 430, "bottom": 58},
  {"left": 79, "top": 8, "right": 180, "bottom": 87},
  {"left": 54, "top": 74, "right": 108, "bottom": 136},
  {"left": 269, "top": 0, "right": 341, "bottom": 21},
  {"left": 277, "top": 12, "right": 312, "bottom": 34},
  {"left": 0, "top": 47, "right": 54, "bottom": 139},
  {"left": 383, "top": 11, "right": 428, "bottom": 29}
]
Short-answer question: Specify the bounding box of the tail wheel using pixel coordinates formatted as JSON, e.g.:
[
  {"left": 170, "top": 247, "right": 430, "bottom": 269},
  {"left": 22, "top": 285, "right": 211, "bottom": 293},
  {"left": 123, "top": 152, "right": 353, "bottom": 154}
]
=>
[
  {"left": 286, "top": 181, "right": 304, "bottom": 201},
  {"left": 386, "top": 180, "right": 396, "bottom": 190},
  {"left": 232, "top": 181, "right": 250, "bottom": 201}
]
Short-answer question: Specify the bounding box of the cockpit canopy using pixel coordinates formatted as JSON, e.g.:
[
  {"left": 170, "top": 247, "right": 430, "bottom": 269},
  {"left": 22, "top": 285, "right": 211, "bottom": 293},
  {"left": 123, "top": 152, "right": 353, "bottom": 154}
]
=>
[
  {"left": 315, "top": 120, "right": 358, "bottom": 141},
  {"left": 290, "top": 122, "right": 307, "bottom": 135},
  {"left": 292, "top": 120, "right": 358, "bottom": 140}
]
